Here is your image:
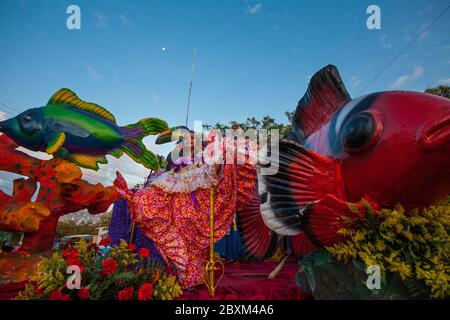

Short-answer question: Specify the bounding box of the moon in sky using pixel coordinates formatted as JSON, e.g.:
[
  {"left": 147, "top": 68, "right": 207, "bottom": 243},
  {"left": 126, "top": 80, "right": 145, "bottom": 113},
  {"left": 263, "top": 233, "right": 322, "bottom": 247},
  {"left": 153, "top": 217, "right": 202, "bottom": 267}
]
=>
[{"left": 161, "top": 47, "right": 166, "bottom": 51}]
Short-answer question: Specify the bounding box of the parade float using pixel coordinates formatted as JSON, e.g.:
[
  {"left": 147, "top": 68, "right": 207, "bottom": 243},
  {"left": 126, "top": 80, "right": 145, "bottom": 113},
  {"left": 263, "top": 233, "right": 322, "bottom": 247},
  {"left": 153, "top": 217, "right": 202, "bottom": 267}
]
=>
[
  {"left": 0, "top": 89, "right": 179, "bottom": 300},
  {"left": 239, "top": 65, "right": 450, "bottom": 299},
  {"left": 0, "top": 65, "right": 449, "bottom": 300}
]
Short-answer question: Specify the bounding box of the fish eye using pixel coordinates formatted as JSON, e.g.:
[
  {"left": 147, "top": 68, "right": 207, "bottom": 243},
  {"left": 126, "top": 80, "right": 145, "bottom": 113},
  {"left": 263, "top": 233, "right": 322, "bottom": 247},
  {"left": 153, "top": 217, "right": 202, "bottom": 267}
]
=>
[
  {"left": 23, "top": 114, "right": 32, "bottom": 122},
  {"left": 340, "top": 112, "right": 381, "bottom": 154}
]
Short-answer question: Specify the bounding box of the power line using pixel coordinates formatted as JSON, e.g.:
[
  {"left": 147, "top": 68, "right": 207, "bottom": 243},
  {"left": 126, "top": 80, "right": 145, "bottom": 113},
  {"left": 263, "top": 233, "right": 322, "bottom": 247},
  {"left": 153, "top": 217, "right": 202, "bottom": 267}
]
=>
[
  {"left": 0, "top": 101, "right": 22, "bottom": 114},
  {"left": 357, "top": 4, "right": 450, "bottom": 96},
  {"left": 0, "top": 106, "right": 18, "bottom": 118}
]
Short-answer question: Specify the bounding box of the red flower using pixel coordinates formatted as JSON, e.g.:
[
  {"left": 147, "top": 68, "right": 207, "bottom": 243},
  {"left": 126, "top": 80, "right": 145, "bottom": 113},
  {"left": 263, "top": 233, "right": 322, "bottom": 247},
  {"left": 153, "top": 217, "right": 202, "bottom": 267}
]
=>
[
  {"left": 49, "top": 289, "right": 71, "bottom": 300},
  {"left": 138, "top": 248, "right": 150, "bottom": 258},
  {"left": 99, "top": 237, "right": 112, "bottom": 247},
  {"left": 67, "top": 257, "right": 84, "bottom": 271},
  {"left": 117, "top": 287, "right": 134, "bottom": 300},
  {"left": 102, "top": 258, "right": 117, "bottom": 276},
  {"left": 137, "top": 283, "right": 153, "bottom": 300},
  {"left": 77, "top": 287, "right": 90, "bottom": 300},
  {"left": 62, "top": 247, "right": 78, "bottom": 260},
  {"left": 62, "top": 248, "right": 85, "bottom": 272},
  {"left": 128, "top": 244, "right": 136, "bottom": 251}
]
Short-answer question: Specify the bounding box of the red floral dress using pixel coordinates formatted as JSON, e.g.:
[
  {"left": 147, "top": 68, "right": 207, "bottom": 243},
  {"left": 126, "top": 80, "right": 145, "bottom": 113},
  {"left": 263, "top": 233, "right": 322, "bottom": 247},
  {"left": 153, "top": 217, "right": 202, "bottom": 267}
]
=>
[{"left": 114, "top": 160, "right": 256, "bottom": 288}]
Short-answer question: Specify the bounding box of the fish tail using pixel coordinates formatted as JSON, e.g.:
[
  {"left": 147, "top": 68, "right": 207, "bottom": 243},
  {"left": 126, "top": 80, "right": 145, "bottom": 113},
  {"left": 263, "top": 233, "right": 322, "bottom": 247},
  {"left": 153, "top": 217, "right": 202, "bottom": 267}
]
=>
[
  {"left": 119, "top": 118, "right": 168, "bottom": 170},
  {"left": 121, "top": 118, "right": 168, "bottom": 140},
  {"left": 120, "top": 138, "right": 159, "bottom": 170}
]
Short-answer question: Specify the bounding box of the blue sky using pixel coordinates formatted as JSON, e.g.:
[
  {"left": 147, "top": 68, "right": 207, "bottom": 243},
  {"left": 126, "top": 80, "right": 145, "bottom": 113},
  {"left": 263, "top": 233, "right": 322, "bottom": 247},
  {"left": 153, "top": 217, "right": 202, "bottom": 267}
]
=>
[{"left": 0, "top": 0, "right": 449, "bottom": 187}]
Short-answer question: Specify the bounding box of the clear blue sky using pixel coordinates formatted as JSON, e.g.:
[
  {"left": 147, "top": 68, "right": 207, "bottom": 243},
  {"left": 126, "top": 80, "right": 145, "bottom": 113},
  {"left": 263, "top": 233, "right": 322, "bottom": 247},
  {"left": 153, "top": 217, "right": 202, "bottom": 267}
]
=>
[{"left": 0, "top": 0, "right": 449, "bottom": 186}]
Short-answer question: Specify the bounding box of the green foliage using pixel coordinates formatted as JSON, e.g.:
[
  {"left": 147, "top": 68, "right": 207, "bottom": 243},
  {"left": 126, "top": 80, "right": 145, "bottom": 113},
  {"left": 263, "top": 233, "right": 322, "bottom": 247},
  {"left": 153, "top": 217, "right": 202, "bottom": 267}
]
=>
[
  {"left": 153, "top": 273, "right": 184, "bottom": 300},
  {"left": 326, "top": 199, "right": 450, "bottom": 299},
  {"left": 203, "top": 112, "right": 293, "bottom": 139},
  {"left": 16, "top": 239, "right": 182, "bottom": 300},
  {"left": 425, "top": 85, "right": 450, "bottom": 99},
  {"left": 30, "top": 252, "right": 67, "bottom": 295}
]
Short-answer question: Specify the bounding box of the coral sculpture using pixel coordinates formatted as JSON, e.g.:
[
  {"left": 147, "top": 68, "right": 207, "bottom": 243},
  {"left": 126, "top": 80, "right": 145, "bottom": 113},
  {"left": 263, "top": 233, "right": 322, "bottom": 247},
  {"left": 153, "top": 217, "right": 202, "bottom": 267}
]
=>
[{"left": 0, "top": 134, "right": 118, "bottom": 252}]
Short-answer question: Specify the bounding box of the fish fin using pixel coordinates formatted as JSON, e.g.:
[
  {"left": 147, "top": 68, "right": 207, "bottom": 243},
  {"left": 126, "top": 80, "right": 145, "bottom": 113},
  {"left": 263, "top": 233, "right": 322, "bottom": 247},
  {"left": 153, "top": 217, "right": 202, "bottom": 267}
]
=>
[
  {"left": 109, "top": 148, "right": 124, "bottom": 158},
  {"left": 292, "top": 65, "right": 350, "bottom": 139},
  {"left": 46, "top": 132, "right": 66, "bottom": 154},
  {"left": 119, "top": 118, "right": 168, "bottom": 170},
  {"left": 121, "top": 118, "right": 169, "bottom": 140},
  {"left": 67, "top": 154, "right": 108, "bottom": 170},
  {"left": 299, "top": 195, "right": 377, "bottom": 246},
  {"left": 236, "top": 189, "right": 278, "bottom": 261},
  {"left": 259, "top": 139, "right": 344, "bottom": 236},
  {"left": 155, "top": 126, "right": 190, "bottom": 144},
  {"left": 47, "top": 88, "right": 116, "bottom": 123},
  {"left": 121, "top": 139, "right": 159, "bottom": 170},
  {"left": 289, "top": 233, "right": 318, "bottom": 259}
]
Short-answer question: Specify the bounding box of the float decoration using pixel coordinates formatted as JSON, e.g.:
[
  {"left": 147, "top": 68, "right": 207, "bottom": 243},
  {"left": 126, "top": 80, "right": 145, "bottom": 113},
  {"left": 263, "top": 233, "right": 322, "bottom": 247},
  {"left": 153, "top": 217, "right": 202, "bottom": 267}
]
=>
[
  {"left": 247, "top": 64, "right": 450, "bottom": 299},
  {"left": 109, "top": 198, "right": 165, "bottom": 264},
  {"left": 0, "top": 134, "right": 118, "bottom": 253},
  {"left": 0, "top": 88, "right": 168, "bottom": 171},
  {"left": 258, "top": 64, "right": 450, "bottom": 250},
  {"left": 297, "top": 198, "right": 450, "bottom": 299},
  {"left": 114, "top": 138, "right": 257, "bottom": 289},
  {"left": 15, "top": 239, "right": 183, "bottom": 300}
]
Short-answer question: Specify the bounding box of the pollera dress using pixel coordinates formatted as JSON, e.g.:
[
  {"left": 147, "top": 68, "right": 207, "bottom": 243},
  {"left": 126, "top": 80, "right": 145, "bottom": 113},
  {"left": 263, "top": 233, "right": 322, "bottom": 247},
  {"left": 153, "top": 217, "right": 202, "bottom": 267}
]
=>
[{"left": 114, "top": 142, "right": 256, "bottom": 288}]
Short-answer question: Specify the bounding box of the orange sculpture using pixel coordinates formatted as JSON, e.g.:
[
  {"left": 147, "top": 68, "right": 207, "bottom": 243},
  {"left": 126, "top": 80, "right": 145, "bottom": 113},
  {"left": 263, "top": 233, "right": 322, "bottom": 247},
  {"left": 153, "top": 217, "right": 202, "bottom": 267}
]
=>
[{"left": 0, "top": 134, "right": 118, "bottom": 252}]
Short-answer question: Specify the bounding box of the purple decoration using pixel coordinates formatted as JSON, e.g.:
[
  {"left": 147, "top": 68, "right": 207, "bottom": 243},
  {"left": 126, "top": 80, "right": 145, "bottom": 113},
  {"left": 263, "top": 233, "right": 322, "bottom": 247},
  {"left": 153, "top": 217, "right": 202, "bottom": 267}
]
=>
[{"left": 109, "top": 198, "right": 164, "bottom": 264}]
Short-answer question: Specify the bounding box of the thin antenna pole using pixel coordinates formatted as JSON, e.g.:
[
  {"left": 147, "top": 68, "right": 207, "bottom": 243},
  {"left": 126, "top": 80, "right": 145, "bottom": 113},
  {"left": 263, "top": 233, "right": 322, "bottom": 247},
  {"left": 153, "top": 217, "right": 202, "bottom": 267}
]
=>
[{"left": 185, "top": 48, "right": 196, "bottom": 126}]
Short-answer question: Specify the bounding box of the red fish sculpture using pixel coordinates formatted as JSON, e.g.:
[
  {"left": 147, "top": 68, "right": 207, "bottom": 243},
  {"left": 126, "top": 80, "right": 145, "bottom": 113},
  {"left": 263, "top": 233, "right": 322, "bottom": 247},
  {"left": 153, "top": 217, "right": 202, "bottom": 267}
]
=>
[{"left": 240, "top": 65, "right": 450, "bottom": 253}]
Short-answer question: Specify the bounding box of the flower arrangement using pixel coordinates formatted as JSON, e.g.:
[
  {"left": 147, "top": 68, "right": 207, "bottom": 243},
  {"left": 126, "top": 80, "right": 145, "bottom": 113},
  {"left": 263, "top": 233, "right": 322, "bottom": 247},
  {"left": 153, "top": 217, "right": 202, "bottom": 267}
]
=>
[
  {"left": 15, "top": 239, "right": 182, "bottom": 300},
  {"left": 323, "top": 196, "right": 450, "bottom": 299}
]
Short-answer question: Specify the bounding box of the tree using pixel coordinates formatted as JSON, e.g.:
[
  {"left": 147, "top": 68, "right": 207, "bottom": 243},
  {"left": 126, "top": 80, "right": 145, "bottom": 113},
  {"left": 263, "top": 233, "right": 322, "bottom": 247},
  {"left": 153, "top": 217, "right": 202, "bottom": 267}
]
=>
[
  {"left": 425, "top": 85, "right": 450, "bottom": 99},
  {"left": 202, "top": 111, "right": 293, "bottom": 139},
  {"left": 55, "top": 211, "right": 112, "bottom": 238}
]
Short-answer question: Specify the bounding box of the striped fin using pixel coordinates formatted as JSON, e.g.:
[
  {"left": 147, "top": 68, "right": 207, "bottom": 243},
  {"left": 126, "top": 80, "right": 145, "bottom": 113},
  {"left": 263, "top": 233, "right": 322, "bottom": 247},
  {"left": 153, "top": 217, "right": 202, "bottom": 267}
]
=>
[
  {"left": 67, "top": 154, "right": 108, "bottom": 170},
  {"left": 292, "top": 65, "right": 350, "bottom": 138},
  {"left": 46, "top": 132, "right": 65, "bottom": 154},
  {"left": 236, "top": 189, "right": 278, "bottom": 261},
  {"left": 47, "top": 88, "right": 116, "bottom": 123},
  {"left": 260, "top": 139, "right": 344, "bottom": 237},
  {"left": 109, "top": 148, "right": 124, "bottom": 158},
  {"left": 121, "top": 140, "right": 159, "bottom": 170}
]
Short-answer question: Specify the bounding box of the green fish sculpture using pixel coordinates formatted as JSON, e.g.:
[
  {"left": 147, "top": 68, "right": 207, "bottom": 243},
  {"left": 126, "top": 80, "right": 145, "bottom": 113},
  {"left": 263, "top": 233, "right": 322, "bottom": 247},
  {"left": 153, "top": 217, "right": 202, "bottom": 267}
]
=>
[{"left": 0, "top": 89, "right": 168, "bottom": 170}]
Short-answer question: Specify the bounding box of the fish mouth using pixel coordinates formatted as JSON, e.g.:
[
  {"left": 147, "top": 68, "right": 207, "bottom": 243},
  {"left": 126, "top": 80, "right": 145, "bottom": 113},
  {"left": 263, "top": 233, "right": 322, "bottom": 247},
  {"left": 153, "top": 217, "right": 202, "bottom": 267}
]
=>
[{"left": 420, "top": 114, "right": 450, "bottom": 151}]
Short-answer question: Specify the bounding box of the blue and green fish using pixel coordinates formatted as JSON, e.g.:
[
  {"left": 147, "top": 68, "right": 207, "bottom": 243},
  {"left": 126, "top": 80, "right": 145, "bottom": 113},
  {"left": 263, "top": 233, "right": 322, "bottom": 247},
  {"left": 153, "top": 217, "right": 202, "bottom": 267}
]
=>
[{"left": 0, "top": 89, "right": 168, "bottom": 170}]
